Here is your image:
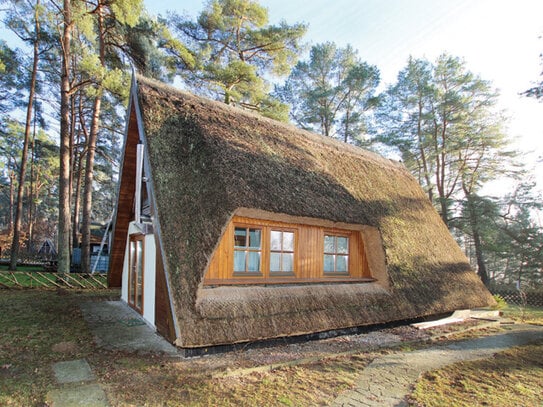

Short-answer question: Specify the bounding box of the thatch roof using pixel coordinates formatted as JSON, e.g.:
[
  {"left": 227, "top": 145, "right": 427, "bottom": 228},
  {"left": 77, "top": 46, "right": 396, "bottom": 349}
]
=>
[{"left": 110, "top": 75, "right": 494, "bottom": 348}]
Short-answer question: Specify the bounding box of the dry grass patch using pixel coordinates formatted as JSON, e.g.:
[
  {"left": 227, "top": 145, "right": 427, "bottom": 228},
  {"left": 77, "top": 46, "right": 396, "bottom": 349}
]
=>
[
  {"left": 100, "top": 353, "right": 372, "bottom": 406},
  {"left": 503, "top": 305, "right": 543, "bottom": 325},
  {"left": 408, "top": 340, "right": 543, "bottom": 407},
  {"left": 1, "top": 289, "right": 374, "bottom": 406},
  {"left": 0, "top": 289, "right": 117, "bottom": 406},
  {"left": 2, "top": 290, "right": 541, "bottom": 407}
]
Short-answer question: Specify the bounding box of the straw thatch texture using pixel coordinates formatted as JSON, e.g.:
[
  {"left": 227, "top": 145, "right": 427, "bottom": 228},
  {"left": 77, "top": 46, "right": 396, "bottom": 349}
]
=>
[{"left": 135, "top": 76, "right": 494, "bottom": 348}]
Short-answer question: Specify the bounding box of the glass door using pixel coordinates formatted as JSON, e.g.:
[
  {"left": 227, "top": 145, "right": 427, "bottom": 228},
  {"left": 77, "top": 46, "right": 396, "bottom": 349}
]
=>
[{"left": 128, "top": 235, "right": 144, "bottom": 313}]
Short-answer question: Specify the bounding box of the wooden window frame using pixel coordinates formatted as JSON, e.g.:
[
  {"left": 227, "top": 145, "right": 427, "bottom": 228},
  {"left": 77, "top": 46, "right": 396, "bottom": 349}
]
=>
[
  {"left": 128, "top": 234, "right": 144, "bottom": 314},
  {"left": 323, "top": 232, "right": 351, "bottom": 276},
  {"left": 232, "top": 222, "right": 298, "bottom": 280},
  {"left": 269, "top": 227, "right": 297, "bottom": 277},
  {"left": 233, "top": 226, "right": 263, "bottom": 276}
]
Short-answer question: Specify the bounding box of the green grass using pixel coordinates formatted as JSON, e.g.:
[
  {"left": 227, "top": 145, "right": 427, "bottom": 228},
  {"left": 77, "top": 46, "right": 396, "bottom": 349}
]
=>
[
  {"left": 0, "top": 290, "right": 369, "bottom": 406},
  {"left": 502, "top": 304, "right": 543, "bottom": 325},
  {"left": 0, "top": 290, "right": 97, "bottom": 406},
  {"left": 0, "top": 264, "right": 44, "bottom": 272},
  {"left": 0, "top": 270, "right": 107, "bottom": 289}
]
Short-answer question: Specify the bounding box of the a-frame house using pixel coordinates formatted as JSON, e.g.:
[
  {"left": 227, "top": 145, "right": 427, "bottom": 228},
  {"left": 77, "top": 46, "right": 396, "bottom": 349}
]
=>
[{"left": 108, "top": 75, "right": 494, "bottom": 350}]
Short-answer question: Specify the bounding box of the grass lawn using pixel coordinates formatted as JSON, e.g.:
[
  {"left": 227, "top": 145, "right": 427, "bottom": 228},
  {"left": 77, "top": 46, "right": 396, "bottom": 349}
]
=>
[
  {"left": 408, "top": 340, "right": 543, "bottom": 407},
  {"left": 408, "top": 304, "right": 543, "bottom": 407},
  {"left": 1, "top": 289, "right": 542, "bottom": 406},
  {"left": 0, "top": 264, "right": 44, "bottom": 272},
  {"left": 0, "top": 290, "right": 110, "bottom": 406},
  {"left": 0, "top": 269, "right": 107, "bottom": 289},
  {"left": 502, "top": 304, "right": 543, "bottom": 325},
  {"left": 0, "top": 289, "right": 369, "bottom": 406}
]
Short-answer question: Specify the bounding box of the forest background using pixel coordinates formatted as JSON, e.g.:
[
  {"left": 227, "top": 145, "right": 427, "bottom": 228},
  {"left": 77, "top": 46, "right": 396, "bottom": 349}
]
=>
[{"left": 0, "top": 0, "right": 542, "bottom": 288}]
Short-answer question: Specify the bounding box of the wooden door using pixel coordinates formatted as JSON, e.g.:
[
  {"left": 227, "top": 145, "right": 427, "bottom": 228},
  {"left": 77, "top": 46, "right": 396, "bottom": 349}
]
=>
[{"left": 128, "top": 234, "right": 144, "bottom": 314}]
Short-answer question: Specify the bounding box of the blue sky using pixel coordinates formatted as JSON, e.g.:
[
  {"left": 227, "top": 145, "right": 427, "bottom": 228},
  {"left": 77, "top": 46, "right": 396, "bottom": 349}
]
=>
[
  {"left": 1, "top": 0, "right": 542, "bottom": 166},
  {"left": 148, "top": 0, "right": 543, "bottom": 166}
]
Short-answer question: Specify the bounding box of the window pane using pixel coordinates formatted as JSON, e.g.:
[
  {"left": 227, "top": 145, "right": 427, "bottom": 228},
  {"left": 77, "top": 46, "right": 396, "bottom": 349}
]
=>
[
  {"left": 234, "top": 228, "right": 247, "bottom": 248},
  {"left": 282, "top": 253, "right": 294, "bottom": 272},
  {"left": 336, "top": 255, "right": 348, "bottom": 272},
  {"left": 234, "top": 251, "right": 246, "bottom": 272},
  {"left": 337, "top": 237, "right": 349, "bottom": 254},
  {"left": 283, "top": 232, "right": 294, "bottom": 252},
  {"left": 136, "top": 241, "right": 143, "bottom": 309},
  {"left": 324, "top": 235, "right": 335, "bottom": 253},
  {"left": 270, "top": 252, "right": 281, "bottom": 272},
  {"left": 247, "top": 251, "right": 261, "bottom": 272},
  {"left": 270, "top": 230, "right": 282, "bottom": 251},
  {"left": 324, "top": 254, "right": 335, "bottom": 272},
  {"left": 249, "top": 229, "right": 261, "bottom": 248}
]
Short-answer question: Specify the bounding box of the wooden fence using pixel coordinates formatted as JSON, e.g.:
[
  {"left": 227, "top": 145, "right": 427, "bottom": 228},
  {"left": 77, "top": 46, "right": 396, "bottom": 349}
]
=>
[{"left": 0, "top": 271, "right": 108, "bottom": 289}]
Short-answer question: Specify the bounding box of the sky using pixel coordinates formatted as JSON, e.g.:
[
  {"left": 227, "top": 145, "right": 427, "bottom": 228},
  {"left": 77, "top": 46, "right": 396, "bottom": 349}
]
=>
[
  {"left": 146, "top": 0, "right": 543, "bottom": 176},
  {"left": 1, "top": 1, "right": 541, "bottom": 178}
]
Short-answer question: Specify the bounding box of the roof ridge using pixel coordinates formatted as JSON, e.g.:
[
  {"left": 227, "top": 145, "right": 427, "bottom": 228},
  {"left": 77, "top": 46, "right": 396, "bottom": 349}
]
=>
[{"left": 135, "top": 74, "right": 404, "bottom": 172}]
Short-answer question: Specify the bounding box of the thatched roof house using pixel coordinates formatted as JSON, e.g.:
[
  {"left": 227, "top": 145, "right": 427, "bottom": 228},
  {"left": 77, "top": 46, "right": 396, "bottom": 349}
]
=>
[{"left": 108, "top": 75, "right": 494, "bottom": 350}]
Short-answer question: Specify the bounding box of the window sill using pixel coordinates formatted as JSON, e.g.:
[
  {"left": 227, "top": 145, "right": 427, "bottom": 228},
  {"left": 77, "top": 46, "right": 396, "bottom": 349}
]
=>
[
  {"left": 269, "top": 272, "right": 296, "bottom": 277},
  {"left": 323, "top": 272, "right": 350, "bottom": 277},
  {"left": 232, "top": 272, "right": 263, "bottom": 277},
  {"left": 204, "top": 277, "right": 376, "bottom": 286}
]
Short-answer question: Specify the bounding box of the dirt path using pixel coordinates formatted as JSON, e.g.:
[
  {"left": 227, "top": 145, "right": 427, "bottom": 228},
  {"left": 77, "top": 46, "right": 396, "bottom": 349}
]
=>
[{"left": 331, "top": 324, "right": 543, "bottom": 407}]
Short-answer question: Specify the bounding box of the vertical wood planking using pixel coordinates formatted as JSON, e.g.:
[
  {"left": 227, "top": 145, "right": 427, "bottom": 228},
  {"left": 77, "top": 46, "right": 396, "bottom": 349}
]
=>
[{"left": 203, "top": 216, "right": 369, "bottom": 283}]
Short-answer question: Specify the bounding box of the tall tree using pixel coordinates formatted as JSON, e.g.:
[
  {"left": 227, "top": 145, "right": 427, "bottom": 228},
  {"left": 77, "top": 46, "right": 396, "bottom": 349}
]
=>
[
  {"left": 498, "top": 181, "right": 543, "bottom": 287},
  {"left": 376, "top": 57, "right": 435, "bottom": 200},
  {"left": 6, "top": 0, "right": 43, "bottom": 270},
  {"left": 0, "top": 43, "right": 23, "bottom": 234},
  {"left": 278, "top": 42, "right": 380, "bottom": 142},
  {"left": 456, "top": 96, "right": 514, "bottom": 285},
  {"left": 57, "top": 0, "right": 73, "bottom": 274},
  {"left": 79, "top": 0, "right": 143, "bottom": 273},
  {"left": 118, "top": 15, "right": 181, "bottom": 81},
  {"left": 457, "top": 181, "right": 543, "bottom": 288},
  {"left": 168, "top": 0, "right": 306, "bottom": 119},
  {"left": 377, "top": 54, "right": 514, "bottom": 285},
  {"left": 378, "top": 55, "right": 510, "bottom": 224},
  {"left": 0, "top": 121, "right": 25, "bottom": 233}
]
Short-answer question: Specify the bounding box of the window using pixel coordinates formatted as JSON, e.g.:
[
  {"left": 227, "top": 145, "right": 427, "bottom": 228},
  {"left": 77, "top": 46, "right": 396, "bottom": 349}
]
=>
[
  {"left": 204, "top": 215, "right": 375, "bottom": 285},
  {"left": 324, "top": 234, "right": 349, "bottom": 274},
  {"left": 233, "top": 227, "right": 262, "bottom": 273},
  {"left": 270, "top": 230, "right": 295, "bottom": 273},
  {"left": 128, "top": 235, "right": 144, "bottom": 313}
]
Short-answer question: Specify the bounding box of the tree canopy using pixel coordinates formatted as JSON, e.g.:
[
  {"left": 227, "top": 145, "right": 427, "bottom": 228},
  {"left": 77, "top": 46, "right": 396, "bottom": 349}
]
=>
[
  {"left": 376, "top": 54, "right": 523, "bottom": 285},
  {"left": 0, "top": 1, "right": 540, "bottom": 288},
  {"left": 277, "top": 42, "right": 380, "bottom": 143},
  {"left": 167, "top": 0, "right": 307, "bottom": 120}
]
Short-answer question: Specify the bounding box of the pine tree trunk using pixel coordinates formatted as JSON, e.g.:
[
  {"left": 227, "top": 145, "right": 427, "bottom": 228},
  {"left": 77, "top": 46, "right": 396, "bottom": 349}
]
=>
[
  {"left": 81, "top": 95, "right": 102, "bottom": 273},
  {"left": 81, "top": 3, "right": 104, "bottom": 274},
  {"left": 467, "top": 195, "right": 489, "bottom": 286},
  {"left": 8, "top": 168, "right": 14, "bottom": 234},
  {"left": 9, "top": 1, "right": 40, "bottom": 270},
  {"left": 58, "top": 0, "right": 73, "bottom": 275},
  {"left": 28, "top": 129, "right": 35, "bottom": 251},
  {"left": 72, "top": 147, "right": 83, "bottom": 250}
]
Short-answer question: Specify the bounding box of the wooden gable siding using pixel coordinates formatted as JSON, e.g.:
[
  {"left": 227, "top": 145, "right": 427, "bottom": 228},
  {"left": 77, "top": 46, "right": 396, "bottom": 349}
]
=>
[
  {"left": 108, "top": 100, "right": 139, "bottom": 287},
  {"left": 204, "top": 215, "right": 371, "bottom": 285}
]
